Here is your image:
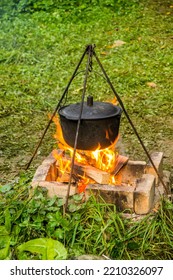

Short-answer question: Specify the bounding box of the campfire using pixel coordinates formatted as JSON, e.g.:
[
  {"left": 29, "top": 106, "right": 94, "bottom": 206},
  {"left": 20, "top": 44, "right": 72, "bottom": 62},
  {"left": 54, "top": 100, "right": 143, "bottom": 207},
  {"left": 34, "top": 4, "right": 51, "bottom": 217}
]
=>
[
  {"left": 31, "top": 128, "right": 169, "bottom": 215},
  {"left": 30, "top": 45, "right": 170, "bottom": 215},
  {"left": 51, "top": 114, "right": 128, "bottom": 193},
  {"left": 31, "top": 98, "right": 169, "bottom": 215},
  {"left": 31, "top": 104, "right": 169, "bottom": 215}
]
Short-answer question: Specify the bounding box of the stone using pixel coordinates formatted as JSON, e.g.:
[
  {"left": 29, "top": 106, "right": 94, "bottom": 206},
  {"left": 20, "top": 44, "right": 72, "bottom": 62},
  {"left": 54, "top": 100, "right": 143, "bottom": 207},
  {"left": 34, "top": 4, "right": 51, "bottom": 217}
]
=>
[
  {"left": 41, "top": 152, "right": 56, "bottom": 165},
  {"left": 31, "top": 149, "right": 169, "bottom": 214},
  {"left": 32, "top": 150, "right": 58, "bottom": 183},
  {"left": 32, "top": 163, "right": 51, "bottom": 182},
  {"left": 120, "top": 160, "right": 146, "bottom": 185},
  {"left": 86, "top": 184, "right": 135, "bottom": 211},
  {"left": 145, "top": 152, "right": 163, "bottom": 185},
  {"left": 32, "top": 181, "right": 77, "bottom": 198},
  {"left": 31, "top": 152, "right": 76, "bottom": 198},
  {"left": 134, "top": 174, "right": 155, "bottom": 214}
]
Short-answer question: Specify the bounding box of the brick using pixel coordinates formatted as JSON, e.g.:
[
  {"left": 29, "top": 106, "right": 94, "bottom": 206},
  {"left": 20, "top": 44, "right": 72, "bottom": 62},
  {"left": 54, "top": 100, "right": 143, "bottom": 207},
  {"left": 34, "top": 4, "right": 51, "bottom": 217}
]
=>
[
  {"left": 120, "top": 160, "right": 146, "bottom": 185},
  {"left": 32, "top": 181, "right": 77, "bottom": 198},
  {"left": 41, "top": 151, "right": 56, "bottom": 165},
  {"left": 86, "top": 184, "right": 135, "bottom": 211},
  {"left": 32, "top": 150, "right": 58, "bottom": 184},
  {"left": 145, "top": 152, "right": 163, "bottom": 185},
  {"left": 134, "top": 174, "right": 155, "bottom": 214},
  {"left": 32, "top": 164, "right": 51, "bottom": 182}
]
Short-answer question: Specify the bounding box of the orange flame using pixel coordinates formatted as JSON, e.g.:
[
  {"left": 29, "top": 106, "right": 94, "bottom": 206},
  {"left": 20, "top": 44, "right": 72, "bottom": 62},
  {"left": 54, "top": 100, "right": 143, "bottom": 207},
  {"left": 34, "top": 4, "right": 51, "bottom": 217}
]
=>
[
  {"left": 51, "top": 97, "right": 120, "bottom": 188},
  {"left": 77, "top": 177, "right": 90, "bottom": 193},
  {"left": 52, "top": 114, "right": 70, "bottom": 149}
]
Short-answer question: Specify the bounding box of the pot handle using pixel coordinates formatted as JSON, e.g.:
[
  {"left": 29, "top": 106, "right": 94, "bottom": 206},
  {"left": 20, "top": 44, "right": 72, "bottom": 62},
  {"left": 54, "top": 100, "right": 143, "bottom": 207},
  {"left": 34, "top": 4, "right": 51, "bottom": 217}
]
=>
[{"left": 87, "top": 95, "right": 93, "bottom": 106}]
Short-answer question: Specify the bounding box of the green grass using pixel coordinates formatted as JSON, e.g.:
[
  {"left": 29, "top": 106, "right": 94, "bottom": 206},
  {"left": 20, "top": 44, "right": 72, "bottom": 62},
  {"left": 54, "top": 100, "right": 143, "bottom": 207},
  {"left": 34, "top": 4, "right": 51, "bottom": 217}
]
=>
[
  {"left": 0, "top": 178, "right": 173, "bottom": 260},
  {"left": 0, "top": 0, "right": 173, "bottom": 260},
  {"left": 0, "top": 0, "right": 173, "bottom": 182}
]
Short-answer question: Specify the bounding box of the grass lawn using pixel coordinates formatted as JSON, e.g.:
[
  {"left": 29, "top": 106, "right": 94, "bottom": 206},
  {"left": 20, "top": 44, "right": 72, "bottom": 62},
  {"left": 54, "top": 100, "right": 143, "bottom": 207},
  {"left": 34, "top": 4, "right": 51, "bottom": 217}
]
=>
[{"left": 0, "top": 0, "right": 173, "bottom": 260}]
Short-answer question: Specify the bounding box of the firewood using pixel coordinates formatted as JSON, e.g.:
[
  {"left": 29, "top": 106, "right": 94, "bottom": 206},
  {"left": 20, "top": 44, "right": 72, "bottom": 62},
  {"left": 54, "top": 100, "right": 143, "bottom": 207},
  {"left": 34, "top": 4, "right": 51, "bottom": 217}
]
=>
[
  {"left": 111, "top": 154, "right": 129, "bottom": 175},
  {"left": 73, "top": 162, "right": 110, "bottom": 184},
  {"left": 54, "top": 149, "right": 110, "bottom": 184},
  {"left": 57, "top": 172, "right": 70, "bottom": 183}
]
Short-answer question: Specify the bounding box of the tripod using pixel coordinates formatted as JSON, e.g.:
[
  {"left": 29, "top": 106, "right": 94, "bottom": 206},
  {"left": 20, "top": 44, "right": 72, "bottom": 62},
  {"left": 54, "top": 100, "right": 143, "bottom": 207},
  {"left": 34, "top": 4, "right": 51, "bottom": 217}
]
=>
[{"left": 26, "top": 44, "right": 168, "bottom": 211}]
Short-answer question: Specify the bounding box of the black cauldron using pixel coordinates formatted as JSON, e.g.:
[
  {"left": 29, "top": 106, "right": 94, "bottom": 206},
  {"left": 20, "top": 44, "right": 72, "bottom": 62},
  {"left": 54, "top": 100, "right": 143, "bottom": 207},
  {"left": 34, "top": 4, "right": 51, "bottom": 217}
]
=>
[{"left": 58, "top": 96, "right": 122, "bottom": 150}]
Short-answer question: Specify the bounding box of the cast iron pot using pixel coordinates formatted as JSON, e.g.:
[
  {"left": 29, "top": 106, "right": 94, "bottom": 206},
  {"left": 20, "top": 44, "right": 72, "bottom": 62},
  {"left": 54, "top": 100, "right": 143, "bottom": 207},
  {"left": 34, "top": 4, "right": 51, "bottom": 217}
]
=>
[{"left": 58, "top": 96, "right": 122, "bottom": 150}]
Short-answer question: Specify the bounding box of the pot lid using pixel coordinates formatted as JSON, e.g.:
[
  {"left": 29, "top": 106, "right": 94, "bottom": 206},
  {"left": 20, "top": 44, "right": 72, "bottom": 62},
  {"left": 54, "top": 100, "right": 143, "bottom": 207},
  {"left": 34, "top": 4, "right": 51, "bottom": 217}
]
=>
[{"left": 59, "top": 96, "right": 122, "bottom": 120}]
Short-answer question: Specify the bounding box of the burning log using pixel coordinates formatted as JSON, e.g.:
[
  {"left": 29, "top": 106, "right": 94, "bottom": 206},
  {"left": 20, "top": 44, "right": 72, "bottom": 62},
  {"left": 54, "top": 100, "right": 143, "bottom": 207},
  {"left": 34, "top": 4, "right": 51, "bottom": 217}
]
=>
[
  {"left": 54, "top": 155, "right": 109, "bottom": 184},
  {"left": 53, "top": 149, "right": 110, "bottom": 184},
  {"left": 112, "top": 154, "right": 129, "bottom": 175},
  {"left": 73, "top": 162, "right": 110, "bottom": 184},
  {"left": 57, "top": 172, "right": 71, "bottom": 183}
]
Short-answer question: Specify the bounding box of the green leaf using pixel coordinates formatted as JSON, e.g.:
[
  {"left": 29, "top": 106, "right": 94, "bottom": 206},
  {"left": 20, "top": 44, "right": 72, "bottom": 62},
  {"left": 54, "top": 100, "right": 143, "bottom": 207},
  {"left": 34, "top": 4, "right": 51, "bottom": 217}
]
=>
[
  {"left": 57, "top": 198, "right": 65, "bottom": 207},
  {"left": 0, "top": 184, "right": 12, "bottom": 193},
  {"left": 47, "top": 196, "right": 57, "bottom": 206},
  {"left": 0, "top": 236, "right": 10, "bottom": 260},
  {"left": 68, "top": 203, "right": 79, "bottom": 212},
  {"left": 5, "top": 208, "right": 11, "bottom": 233},
  {"left": 17, "top": 238, "right": 67, "bottom": 260},
  {"left": 127, "top": 241, "right": 140, "bottom": 250},
  {"left": 0, "top": 226, "right": 9, "bottom": 236},
  {"left": 73, "top": 193, "right": 84, "bottom": 201},
  {"left": 54, "top": 228, "right": 64, "bottom": 239}
]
